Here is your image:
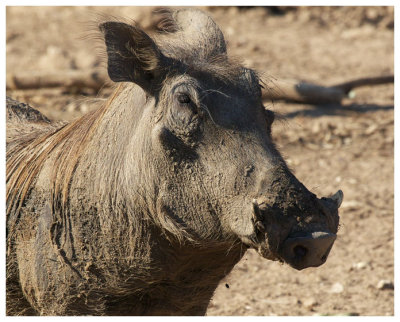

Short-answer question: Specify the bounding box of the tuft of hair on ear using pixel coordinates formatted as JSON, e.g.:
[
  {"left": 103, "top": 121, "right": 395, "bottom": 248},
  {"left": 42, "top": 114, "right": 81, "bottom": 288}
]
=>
[
  {"left": 100, "top": 21, "right": 160, "bottom": 68},
  {"left": 98, "top": 18, "right": 167, "bottom": 92},
  {"left": 79, "top": 12, "right": 134, "bottom": 83}
]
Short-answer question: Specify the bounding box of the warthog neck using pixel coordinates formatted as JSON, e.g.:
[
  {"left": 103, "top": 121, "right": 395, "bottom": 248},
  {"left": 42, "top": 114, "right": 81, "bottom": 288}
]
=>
[{"left": 104, "top": 239, "right": 246, "bottom": 315}]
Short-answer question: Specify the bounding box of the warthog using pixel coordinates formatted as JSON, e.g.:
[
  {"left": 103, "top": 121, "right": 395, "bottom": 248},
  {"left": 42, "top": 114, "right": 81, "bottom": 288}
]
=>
[{"left": 6, "top": 8, "right": 343, "bottom": 316}]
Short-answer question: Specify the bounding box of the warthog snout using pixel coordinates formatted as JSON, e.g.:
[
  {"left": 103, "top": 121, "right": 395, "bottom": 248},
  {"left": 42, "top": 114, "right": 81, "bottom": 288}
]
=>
[{"left": 280, "top": 231, "right": 336, "bottom": 270}]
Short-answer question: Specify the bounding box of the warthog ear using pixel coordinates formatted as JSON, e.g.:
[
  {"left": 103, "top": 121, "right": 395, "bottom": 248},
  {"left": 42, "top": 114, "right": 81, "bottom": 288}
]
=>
[{"left": 99, "top": 21, "right": 166, "bottom": 93}]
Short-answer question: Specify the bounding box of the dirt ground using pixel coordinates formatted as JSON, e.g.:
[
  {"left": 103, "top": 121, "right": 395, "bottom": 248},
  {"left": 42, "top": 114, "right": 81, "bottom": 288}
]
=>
[{"left": 6, "top": 6, "right": 394, "bottom": 316}]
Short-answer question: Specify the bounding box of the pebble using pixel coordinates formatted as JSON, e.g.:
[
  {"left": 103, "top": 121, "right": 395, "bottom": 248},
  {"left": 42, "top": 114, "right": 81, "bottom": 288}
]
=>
[
  {"left": 225, "top": 26, "right": 235, "bottom": 36},
  {"left": 303, "top": 297, "right": 318, "bottom": 310},
  {"left": 79, "top": 103, "right": 89, "bottom": 114},
  {"left": 348, "top": 178, "right": 358, "bottom": 184},
  {"left": 343, "top": 137, "right": 352, "bottom": 145},
  {"left": 66, "top": 102, "right": 78, "bottom": 113},
  {"left": 352, "top": 261, "right": 369, "bottom": 270},
  {"left": 365, "top": 124, "right": 379, "bottom": 135},
  {"left": 329, "top": 282, "right": 344, "bottom": 294},
  {"left": 376, "top": 280, "right": 394, "bottom": 290}
]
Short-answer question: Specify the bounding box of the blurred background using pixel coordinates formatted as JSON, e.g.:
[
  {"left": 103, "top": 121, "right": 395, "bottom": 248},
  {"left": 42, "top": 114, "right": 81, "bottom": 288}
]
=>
[{"left": 6, "top": 6, "right": 394, "bottom": 316}]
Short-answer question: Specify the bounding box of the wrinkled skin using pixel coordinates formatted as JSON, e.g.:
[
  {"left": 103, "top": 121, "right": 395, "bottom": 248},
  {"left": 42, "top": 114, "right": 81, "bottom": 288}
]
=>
[{"left": 6, "top": 9, "right": 342, "bottom": 316}]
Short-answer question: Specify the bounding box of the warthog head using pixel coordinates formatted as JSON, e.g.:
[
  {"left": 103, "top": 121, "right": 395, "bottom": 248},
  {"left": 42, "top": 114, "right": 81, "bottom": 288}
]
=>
[{"left": 99, "top": 8, "right": 342, "bottom": 270}]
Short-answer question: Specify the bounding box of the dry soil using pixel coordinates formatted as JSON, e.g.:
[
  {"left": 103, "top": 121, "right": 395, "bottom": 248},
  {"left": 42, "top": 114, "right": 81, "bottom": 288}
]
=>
[{"left": 6, "top": 6, "right": 394, "bottom": 316}]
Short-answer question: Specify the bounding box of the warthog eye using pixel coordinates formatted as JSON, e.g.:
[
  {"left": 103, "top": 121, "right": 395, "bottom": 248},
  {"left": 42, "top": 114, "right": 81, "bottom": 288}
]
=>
[{"left": 177, "top": 93, "right": 191, "bottom": 104}]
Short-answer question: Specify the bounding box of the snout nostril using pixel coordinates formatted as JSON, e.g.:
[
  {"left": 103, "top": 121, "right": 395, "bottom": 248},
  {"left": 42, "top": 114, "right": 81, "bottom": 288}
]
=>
[
  {"left": 281, "top": 232, "right": 336, "bottom": 270},
  {"left": 293, "top": 245, "right": 308, "bottom": 259}
]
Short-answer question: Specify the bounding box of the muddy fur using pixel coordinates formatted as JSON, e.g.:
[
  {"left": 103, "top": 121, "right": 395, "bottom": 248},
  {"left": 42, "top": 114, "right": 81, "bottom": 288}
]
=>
[{"left": 6, "top": 9, "right": 340, "bottom": 316}]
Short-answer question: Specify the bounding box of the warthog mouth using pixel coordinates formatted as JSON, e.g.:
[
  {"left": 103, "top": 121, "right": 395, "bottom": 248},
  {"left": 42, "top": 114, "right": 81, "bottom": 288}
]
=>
[
  {"left": 250, "top": 191, "right": 342, "bottom": 270},
  {"left": 252, "top": 228, "right": 337, "bottom": 270},
  {"left": 277, "top": 231, "right": 337, "bottom": 270}
]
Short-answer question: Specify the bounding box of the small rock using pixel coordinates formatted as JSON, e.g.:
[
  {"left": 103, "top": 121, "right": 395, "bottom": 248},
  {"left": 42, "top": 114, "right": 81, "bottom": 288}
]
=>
[
  {"left": 38, "top": 45, "right": 73, "bottom": 70},
  {"left": 225, "top": 26, "right": 235, "bottom": 36},
  {"left": 376, "top": 280, "right": 394, "bottom": 290},
  {"left": 348, "top": 90, "right": 356, "bottom": 99},
  {"left": 237, "top": 38, "right": 248, "bottom": 47},
  {"left": 348, "top": 178, "right": 358, "bottom": 185},
  {"left": 366, "top": 7, "right": 379, "bottom": 20},
  {"left": 365, "top": 124, "right": 379, "bottom": 135},
  {"left": 66, "top": 102, "right": 78, "bottom": 113},
  {"left": 303, "top": 297, "right": 318, "bottom": 310},
  {"left": 343, "top": 137, "right": 352, "bottom": 145},
  {"left": 352, "top": 261, "right": 369, "bottom": 270},
  {"left": 329, "top": 282, "right": 344, "bottom": 294},
  {"left": 79, "top": 103, "right": 89, "bottom": 114}
]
